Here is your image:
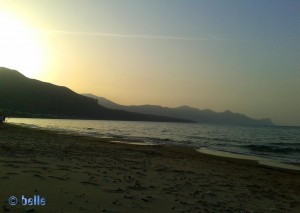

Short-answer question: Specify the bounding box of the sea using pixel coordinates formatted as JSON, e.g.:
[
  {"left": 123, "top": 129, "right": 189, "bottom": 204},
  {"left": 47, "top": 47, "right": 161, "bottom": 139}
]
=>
[{"left": 9, "top": 118, "right": 300, "bottom": 167}]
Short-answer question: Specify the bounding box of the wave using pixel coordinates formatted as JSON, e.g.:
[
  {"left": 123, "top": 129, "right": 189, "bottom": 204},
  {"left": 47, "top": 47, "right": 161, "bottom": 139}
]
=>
[
  {"left": 243, "top": 144, "right": 300, "bottom": 154},
  {"left": 270, "top": 142, "right": 300, "bottom": 146},
  {"left": 186, "top": 135, "right": 245, "bottom": 144}
]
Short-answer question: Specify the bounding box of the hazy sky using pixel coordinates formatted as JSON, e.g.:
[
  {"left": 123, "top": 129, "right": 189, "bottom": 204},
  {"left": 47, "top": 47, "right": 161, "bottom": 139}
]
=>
[{"left": 1, "top": 0, "right": 300, "bottom": 126}]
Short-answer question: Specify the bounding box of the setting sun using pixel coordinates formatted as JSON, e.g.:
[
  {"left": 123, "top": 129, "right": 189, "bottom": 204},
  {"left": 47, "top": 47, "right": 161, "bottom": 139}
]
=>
[{"left": 0, "top": 11, "right": 44, "bottom": 78}]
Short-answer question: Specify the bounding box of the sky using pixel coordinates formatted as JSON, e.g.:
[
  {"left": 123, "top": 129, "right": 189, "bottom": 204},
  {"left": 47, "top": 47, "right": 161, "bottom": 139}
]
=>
[{"left": 0, "top": 0, "right": 300, "bottom": 126}]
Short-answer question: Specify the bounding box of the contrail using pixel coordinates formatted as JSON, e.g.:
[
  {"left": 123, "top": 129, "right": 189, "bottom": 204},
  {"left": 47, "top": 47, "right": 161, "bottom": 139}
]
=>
[{"left": 31, "top": 30, "right": 227, "bottom": 41}]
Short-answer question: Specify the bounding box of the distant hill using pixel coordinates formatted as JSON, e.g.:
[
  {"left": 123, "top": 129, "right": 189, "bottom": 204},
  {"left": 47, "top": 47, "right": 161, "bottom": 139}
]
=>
[
  {"left": 83, "top": 93, "right": 274, "bottom": 126},
  {"left": 0, "top": 67, "right": 193, "bottom": 123}
]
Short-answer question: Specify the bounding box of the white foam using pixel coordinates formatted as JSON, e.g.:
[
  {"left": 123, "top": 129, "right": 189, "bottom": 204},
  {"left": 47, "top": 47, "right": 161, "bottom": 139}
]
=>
[{"left": 198, "top": 148, "right": 300, "bottom": 171}]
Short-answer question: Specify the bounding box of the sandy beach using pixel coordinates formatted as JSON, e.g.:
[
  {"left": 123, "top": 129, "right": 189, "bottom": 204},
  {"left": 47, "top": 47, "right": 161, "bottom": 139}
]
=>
[{"left": 1, "top": 124, "right": 300, "bottom": 213}]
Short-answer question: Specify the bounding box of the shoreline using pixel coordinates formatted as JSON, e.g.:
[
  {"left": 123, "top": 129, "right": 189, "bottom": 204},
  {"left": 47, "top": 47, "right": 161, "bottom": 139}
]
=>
[
  {"left": 9, "top": 121, "right": 300, "bottom": 172},
  {"left": 1, "top": 123, "right": 300, "bottom": 212},
  {"left": 198, "top": 147, "right": 300, "bottom": 173}
]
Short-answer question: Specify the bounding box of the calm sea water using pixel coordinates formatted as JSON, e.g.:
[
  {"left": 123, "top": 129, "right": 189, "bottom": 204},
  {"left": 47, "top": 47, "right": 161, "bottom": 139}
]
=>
[{"left": 9, "top": 118, "right": 300, "bottom": 163}]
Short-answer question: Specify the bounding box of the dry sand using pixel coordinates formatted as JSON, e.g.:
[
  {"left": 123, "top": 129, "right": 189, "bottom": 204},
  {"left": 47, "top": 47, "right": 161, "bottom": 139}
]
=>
[{"left": 0, "top": 124, "right": 300, "bottom": 212}]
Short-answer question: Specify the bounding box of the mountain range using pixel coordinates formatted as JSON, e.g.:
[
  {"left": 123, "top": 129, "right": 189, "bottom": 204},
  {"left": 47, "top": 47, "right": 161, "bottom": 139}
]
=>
[
  {"left": 0, "top": 67, "right": 274, "bottom": 126},
  {"left": 0, "top": 67, "right": 192, "bottom": 123},
  {"left": 83, "top": 94, "right": 274, "bottom": 126}
]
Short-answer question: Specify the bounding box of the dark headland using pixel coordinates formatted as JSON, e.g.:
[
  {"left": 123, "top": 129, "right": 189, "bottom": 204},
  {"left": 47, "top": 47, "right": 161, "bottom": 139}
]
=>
[{"left": 0, "top": 67, "right": 192, "bottom": 123}]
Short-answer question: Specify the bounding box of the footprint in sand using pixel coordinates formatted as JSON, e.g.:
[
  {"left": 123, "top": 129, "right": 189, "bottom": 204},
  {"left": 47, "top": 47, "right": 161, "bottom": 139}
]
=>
[
  {"left": 6, "top": 172, "right": 19, "bottom": 175},
  {"left": 48, "top": 175, "right": 68, "bottom": 181},
  {"left": 33, "top": 173, "right": 45, "bottom": 179},
  {"left": 80, "top": 181, "right": 99, "bottom": 186}
]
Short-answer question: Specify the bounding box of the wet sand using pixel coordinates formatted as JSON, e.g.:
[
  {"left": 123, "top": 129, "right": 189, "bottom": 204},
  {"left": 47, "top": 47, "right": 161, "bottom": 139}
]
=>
[{"left": 1, "top": 124, "right": 300, "bottom": 212}]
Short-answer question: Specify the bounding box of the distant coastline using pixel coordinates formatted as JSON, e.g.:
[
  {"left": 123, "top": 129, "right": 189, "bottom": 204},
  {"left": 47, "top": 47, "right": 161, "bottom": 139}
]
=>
[
  {"left": 0, "top": 67, "right": 274, "bottom": 125},
  {"left": 83, "top": 94, "right": 274, "bottom": 126}
]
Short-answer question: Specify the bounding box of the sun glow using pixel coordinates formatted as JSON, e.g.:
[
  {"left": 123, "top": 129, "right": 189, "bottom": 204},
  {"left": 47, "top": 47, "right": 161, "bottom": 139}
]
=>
[{"left": 0, "top": 11, "right": 44, "bottom": 78}]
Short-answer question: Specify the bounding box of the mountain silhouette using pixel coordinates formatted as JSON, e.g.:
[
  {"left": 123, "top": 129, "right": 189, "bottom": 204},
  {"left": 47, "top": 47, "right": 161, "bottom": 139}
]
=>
[
  {"left": 0, "top": 67, "right": 193, "bottom": 123},
  {"left": 83, "top": 93, "right": 274, "bottom": 126}
]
